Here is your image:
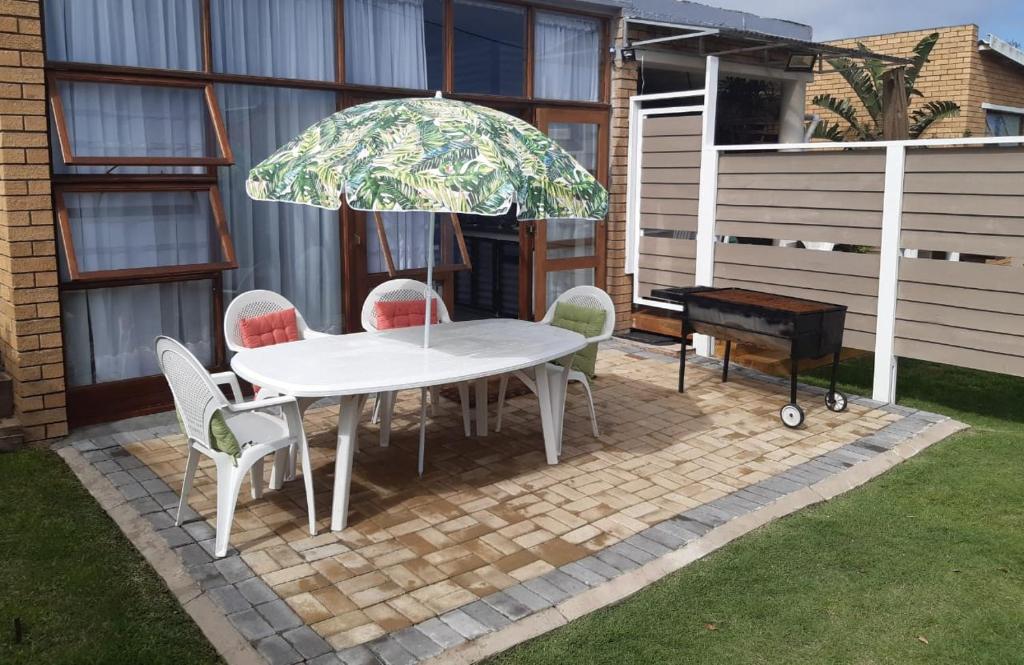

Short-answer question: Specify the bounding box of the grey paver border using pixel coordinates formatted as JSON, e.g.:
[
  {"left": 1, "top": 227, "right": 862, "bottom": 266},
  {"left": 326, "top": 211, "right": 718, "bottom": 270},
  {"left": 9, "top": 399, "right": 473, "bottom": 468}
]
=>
[{"left": 52, "top": 347, "right": 968, "bottom": 665}]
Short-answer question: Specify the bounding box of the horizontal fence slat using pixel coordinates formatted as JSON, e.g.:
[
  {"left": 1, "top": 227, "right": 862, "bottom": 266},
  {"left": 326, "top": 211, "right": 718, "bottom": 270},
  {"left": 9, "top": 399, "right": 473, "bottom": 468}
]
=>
[
  {"left": 896, "top": 319, "right": 1024, "bottom": 359},
  {"left": 716, "top": 204, "right": 882, "bottom": 229},
  {"left": 895, "top": 338, "right": 1024, "bottom": 378},
  {"left": 716, "top": 221, "right": 880, "bottom": 246},
  {"left": 901, "top": 212, "right": 1024, "bottom": 236},
  {"left": 718, "top": 151, "right": 885, "bottom": 174},
  {"left": 642, "top": 152, "right": 701, "bottom": 169},
  {"left": 638, "top": 254, "right": 696, "bottom": 274},
  {"left": 717, "top": 172, "right": 885, "bottom": 192},
  {"left": 641, "top": 184, "right": 700, "bottom": 199},
  {"left": 641, "top": 198, "right": 698, "bottom": 216},
  {"left": 898, "top": 282, "right": 1024, "bottom": 317},
  {"left": 641, "top": 167, "right": 701, "bottom": 184},
  {"left": 716, "top": 243, "right": 880, "bottom": 277},
  {"left": 639, "top": 236, "right": 697, "bottom": 258},
  {"left": 639, "top": 267, "right": 696, "bottom": 286},
  {"left": 643, "top": 115, "right": 702, "bottom": 138},
  {"left": 642, "top": 136, "right": 701, "bottom": 153},
  {"left": 901, "top": 230, "right": 1024, "bottom": 257},
  {"left": 904, "top": 146, "right": 1024, "bottom": 173},
  {"left": 714, "top": 262, "right": 880, "bottom": 297},
  {"left": 903, "top": 172, "right": 1024, "bottom": 196},
  {"left": 718, "top": 188, "right": 884, "bottom": 211},
  {"left": 903, "top": 192, "right": 1024, "bottom": 217},
  {"left": 899, "top": 256, "right": 1024, "bottom": 293},
  {"left": 897, "top": 300, "right": 1024, "bottom": 337},
  {"left": 640, "top": 213, "right": 697, "bottom": 232}
]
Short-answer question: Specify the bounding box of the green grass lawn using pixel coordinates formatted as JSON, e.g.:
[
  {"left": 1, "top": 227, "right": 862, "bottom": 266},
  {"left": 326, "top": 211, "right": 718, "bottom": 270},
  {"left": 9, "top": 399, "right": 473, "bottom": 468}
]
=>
[
  {"left": 489, "top": 357, "right": 1024, "bottom": 664},
  {"left": 0, "top": 448, "right": 222, "bottom": 665}
]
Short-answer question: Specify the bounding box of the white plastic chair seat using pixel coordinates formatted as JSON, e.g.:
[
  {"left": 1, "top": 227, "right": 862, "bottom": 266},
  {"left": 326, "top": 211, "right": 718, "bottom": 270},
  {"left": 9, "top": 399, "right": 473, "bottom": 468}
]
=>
[{"left": 223, "top": 411, "right": 290, "bottom": 448}]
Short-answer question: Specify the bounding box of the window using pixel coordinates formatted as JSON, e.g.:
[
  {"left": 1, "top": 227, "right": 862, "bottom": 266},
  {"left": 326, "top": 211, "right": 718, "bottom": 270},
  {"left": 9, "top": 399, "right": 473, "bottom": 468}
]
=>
[
  {"left": 56, "top": 185, "right": 236, "bottom": 282},
  {"left": 453, "top": 0, "right": 526, "bottom": 96},
  {"left": 44, "top": 0, "right": 203, "bottom": 71},
  {"left": 211, "top": 0, "right": 335, "bottom": 81},
  {"left": 345, "top": 0, "right": 443, "bottom": 91},
  {"left": 369, "top": 212, "right": 471, "bottom": 276},
  {"left": 986, "top": 109, "right": 1023, "bottom": 137},
  {"left": 48, "top": 73, "right": 233, "bottom": 166},
  {"left": 534, "top": 11, "right": 601, "bottom": 102}
]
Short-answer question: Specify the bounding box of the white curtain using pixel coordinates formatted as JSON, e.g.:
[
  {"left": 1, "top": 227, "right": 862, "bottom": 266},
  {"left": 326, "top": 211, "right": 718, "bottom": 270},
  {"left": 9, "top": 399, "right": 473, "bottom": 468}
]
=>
[
  {"left": 44, "top": 0, "right": 202, "bottom": 70},
  {"left": 218, "top": 85, "right": 342, "bottom": 334},
  {"left": 346, "top": 0, "right": 433, "bottom": 273},
  {"left": 534, "top": 10, "right": 600, "bottom": 102},
  {"left": 211, "top": 0, "right": 334, "bottom": 80}
]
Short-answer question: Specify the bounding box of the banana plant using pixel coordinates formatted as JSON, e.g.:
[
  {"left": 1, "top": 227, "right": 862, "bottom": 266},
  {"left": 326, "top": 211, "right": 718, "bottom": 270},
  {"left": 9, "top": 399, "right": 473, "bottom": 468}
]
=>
[{"left": 811, "top": 33, "right": 960, "bottom": 140}]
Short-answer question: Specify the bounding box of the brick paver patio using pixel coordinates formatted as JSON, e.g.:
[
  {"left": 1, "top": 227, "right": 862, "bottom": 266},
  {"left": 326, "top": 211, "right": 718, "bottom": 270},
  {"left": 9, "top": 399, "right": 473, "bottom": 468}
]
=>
[{"left": 63, "top": 339, "right": 952, "bottom": 665}]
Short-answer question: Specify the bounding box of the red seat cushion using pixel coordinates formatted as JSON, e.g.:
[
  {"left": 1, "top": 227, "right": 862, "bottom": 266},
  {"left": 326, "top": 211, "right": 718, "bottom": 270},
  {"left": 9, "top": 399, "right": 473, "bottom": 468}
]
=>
[
  {"left": 374, "top": 299, "right": 442, "bottom": 330},
  {"left": 239, "top": 308, "right": 300, "bottom": 348}
]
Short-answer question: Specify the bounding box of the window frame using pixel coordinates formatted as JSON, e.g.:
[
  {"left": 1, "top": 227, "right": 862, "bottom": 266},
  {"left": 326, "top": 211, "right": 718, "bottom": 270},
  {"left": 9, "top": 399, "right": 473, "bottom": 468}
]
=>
[
  {"left": 371, "top": 210, "right": 473, "bottom": 277},
  {"left": 55, "top": 181, "right": 238, "bottom": 284},
  {"left": 47, "top": 71, "right": 235, "bottom": 166}
]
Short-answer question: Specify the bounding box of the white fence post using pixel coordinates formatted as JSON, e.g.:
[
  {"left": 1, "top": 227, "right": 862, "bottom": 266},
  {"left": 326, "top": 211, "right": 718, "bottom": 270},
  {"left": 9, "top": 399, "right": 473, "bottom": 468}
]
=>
[
  {"left": 872, "top": 144, "right": 905, "bottom": 403},
  {"left": 693, "top": 55, "right": 719, "bottom": 358}
]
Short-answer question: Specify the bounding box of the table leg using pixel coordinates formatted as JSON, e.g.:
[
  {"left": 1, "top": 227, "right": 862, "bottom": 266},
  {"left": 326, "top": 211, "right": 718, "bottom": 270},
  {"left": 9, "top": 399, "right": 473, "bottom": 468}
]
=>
[
  {"left": 474, "top": 378, "right": 488, "bottom": 436},
  {"left": 331, "top": 394, "right": 366, "bottom": 532},
  {"left": 534, "top": 362, "right": 571, "bottom": 464}
]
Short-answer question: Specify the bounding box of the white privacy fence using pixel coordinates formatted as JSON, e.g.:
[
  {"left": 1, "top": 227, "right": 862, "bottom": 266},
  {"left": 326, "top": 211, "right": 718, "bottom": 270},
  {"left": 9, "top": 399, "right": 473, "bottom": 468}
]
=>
[{"left": 627, "top": 59, "right": 1024, "bottom": 402}]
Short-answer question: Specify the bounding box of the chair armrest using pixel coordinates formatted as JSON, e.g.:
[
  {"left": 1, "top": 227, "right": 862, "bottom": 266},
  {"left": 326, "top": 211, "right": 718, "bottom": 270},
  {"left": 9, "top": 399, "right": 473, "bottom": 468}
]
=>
[
  {"left": 210, "top": 371, "right": 243, "bottom": 403},
  {"left": 228, "top": 394, "right": 297, "bottom": 413},
  {"left": 302, "top": 329, "right": 332, "bottom": 340}
]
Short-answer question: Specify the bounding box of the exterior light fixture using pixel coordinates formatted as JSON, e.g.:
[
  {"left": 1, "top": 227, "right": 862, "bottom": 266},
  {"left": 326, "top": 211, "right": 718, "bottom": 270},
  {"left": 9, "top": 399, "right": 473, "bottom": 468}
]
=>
[
  {"left": 620, "top": 46, "right": 637, "bottom": 62},
  {"left": 785, "top": 53, "right": 817, "bottom": 72}
]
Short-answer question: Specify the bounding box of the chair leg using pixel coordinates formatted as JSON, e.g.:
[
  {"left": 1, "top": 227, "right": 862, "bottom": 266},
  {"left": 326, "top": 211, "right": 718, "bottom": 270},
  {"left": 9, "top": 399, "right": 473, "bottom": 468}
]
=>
[
  {"left": 214, "top": 460, "right": 245, "bottom": 558},
  {"left": 270, "top": 447, "right": 288, "bottom": 490},
  {"left": 176, "top": 446, "right": 200, "bottom": 526},
  {"left": 429, "top": 385, "right": 440, "bottom": 416},
  {"left": 250, "top": 458, "right": 264, "bottom": 499},
  {"left": 457, "top": 382, "right": 471, "bottom": 438},
  {"left": 380, "top": 391, "right": 396, "bottom": 448},
  {"left": 298, "top": 437, "right": 317, "bottom": 536},
  {"left": 495, "top": 375, "right": 509, "bottom": 432},
  {"left": 418, "top": 387, "right": 428, "bottom": 476},
  {"left": 371, "top": 393, "right": 381, "bottom": 424},
  {"left": 579, "top": 376, "right": 599, "bottom": 438}
]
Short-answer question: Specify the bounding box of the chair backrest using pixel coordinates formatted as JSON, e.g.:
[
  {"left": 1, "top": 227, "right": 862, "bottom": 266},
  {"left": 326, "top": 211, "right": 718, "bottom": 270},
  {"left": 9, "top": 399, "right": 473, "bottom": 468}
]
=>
[
  {"left": 361, "top": 279, "right": 452, "bottom": 332},
  {"left": 541, "top": 285, "right": 616, "bottom": 343},
  {"left": 224, "top": 290, "right": 313, "bottom": 353},
  {"left": 155, "top": 336, "right": 227, "bottom": 450}
]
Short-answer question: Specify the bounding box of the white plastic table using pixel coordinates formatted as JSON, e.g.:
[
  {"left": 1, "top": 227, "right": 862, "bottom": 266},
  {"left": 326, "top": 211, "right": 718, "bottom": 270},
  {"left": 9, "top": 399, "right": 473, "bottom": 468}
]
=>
[{"left": 230, "top": 318, "right": 587, "bottom": 531}]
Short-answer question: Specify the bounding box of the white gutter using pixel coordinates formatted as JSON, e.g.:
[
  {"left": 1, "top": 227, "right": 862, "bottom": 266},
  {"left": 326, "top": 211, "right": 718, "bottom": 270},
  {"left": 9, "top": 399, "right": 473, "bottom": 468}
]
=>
[{"left": 979, "top": 34, "right": 1024, "bottom": 68}]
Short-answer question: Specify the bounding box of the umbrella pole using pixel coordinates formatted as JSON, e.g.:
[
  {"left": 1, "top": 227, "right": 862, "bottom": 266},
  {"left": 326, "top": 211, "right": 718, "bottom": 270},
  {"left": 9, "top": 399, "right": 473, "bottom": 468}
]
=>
[{"left": 424, "top": 213, "right": 435, "bottom": 349}]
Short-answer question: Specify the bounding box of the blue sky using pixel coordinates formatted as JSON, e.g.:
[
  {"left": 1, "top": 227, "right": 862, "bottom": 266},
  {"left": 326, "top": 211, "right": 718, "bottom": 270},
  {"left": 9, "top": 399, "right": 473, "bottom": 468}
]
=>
[{"left": 705, "top": 0, "right": 1024, "bottom": 43}]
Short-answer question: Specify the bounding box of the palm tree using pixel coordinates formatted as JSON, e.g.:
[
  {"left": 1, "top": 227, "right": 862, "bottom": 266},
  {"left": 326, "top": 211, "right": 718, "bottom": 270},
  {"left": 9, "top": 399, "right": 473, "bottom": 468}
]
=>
[{"left": 812, "top": 33, "right": 960, "bottom": 141}]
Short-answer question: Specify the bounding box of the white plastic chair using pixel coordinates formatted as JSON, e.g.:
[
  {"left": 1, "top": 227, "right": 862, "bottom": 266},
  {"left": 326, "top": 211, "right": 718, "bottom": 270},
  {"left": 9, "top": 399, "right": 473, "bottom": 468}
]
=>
[
  {"left": 361, "top": 279, "right": 473, "bottom": 475},
  {"left": 155, "top": 336, "right": 315, "bottom": 558},
  {"left": 495, "top": 285, "right": 615, "bottom": 437}
]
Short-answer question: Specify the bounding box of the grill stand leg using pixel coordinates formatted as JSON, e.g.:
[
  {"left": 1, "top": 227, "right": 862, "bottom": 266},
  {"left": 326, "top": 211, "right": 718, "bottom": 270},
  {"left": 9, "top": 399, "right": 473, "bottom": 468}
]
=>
[
  {"left": 722, "top": 340, "right": 732, "bottom": 383},
  {"left": 678, "top": 316, "right": 689, "bottom": 393},
  {"left": 789, "top": 340, "right": 799, "bottom": 405},
  {"left": 828, "top": 350, "right": 841, "bottom": 397}
]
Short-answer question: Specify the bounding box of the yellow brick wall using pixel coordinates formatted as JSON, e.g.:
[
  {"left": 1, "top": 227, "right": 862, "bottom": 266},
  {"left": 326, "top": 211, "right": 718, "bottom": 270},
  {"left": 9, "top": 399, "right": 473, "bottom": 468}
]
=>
[
  {"left": 0, "top": 0, "right": 67, "bottom": 441},
  {"left": 806, "top": 25, "right": 979, "bottom": 138},
  {"left": 967, "top": 47, "right": 1024, "bottom": 134}
]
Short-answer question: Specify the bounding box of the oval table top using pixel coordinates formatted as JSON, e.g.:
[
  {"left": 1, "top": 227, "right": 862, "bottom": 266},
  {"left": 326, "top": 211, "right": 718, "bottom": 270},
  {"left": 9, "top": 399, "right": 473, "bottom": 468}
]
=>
[{"left": 230, "top": 318, "right": 587, "bottom": 398}]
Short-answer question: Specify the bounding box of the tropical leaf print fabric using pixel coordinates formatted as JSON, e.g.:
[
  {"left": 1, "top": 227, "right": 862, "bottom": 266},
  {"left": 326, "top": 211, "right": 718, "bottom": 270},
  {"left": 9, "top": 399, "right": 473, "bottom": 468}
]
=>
[{"left": 246, "top": 97, "right": 608, "bottom": 221}]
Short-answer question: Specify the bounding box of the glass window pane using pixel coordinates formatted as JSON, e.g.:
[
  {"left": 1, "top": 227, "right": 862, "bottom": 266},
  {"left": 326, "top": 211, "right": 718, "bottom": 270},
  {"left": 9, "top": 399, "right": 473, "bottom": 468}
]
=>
[
  {"left": 454, "top": 0, "right": 525, "bottom": 96},
  {"left": 547, "top": 219, "right": 595, "bottom": 260},
  {"left": 345, "top": 0, "right": 442, "bottom": 91},
  {"left": 62, "top": 280, "right": 213, "bottom": 386},
  {"left": 218, "top": 84, "right": 343, "bottom": 334},
  {"left": 546, "top": 122, "right": 598, "bottom": 172},
  {"left": 44, "top": 0, "right": 202, "bottom": 70},
  {"left": 212, "top": 0, "right": 334, "bottom": 80},
  {"left": 61, "top": 191, "right": 222, "bottom": 276},
  {"left": 367, "top": 213, "right": 466, "bottom": 273},
  {"left": 545, "top": 268, "right": 594, "bottom": 310},
  {"left": 534, "top": 11, "right": 600, "bottom": 102},
  {"left": 52, "top": 80, "right": 217, "bottom": 165}
]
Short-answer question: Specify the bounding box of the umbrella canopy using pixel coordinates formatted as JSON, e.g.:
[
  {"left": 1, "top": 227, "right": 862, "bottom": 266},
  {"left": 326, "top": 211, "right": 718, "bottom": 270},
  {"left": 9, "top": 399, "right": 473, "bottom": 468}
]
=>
[{"left": 245, "top": 96, "right": 608, "bottom": 221}]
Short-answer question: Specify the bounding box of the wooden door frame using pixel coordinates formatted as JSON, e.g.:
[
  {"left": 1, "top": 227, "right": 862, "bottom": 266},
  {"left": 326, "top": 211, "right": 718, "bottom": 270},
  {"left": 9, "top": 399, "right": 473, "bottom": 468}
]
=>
[{"left": 532, "top": 106, "right": 610, "bottom": 319}]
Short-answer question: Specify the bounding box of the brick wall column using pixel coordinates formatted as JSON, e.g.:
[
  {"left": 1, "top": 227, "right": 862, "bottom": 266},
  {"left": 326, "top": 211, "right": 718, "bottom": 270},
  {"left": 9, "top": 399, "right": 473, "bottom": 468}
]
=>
[
  {"left": 0, "top": 0, "right": 67, "bottom": 442},
  {"left": 605, "top": 18, "right": 637, "bottom": 333}
]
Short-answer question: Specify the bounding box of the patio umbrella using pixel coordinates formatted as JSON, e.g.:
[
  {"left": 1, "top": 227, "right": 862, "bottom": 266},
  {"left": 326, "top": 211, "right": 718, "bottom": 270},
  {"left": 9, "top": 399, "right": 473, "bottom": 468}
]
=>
[{"left": 246, "top": 93, "right": 608, "bottom": 347}]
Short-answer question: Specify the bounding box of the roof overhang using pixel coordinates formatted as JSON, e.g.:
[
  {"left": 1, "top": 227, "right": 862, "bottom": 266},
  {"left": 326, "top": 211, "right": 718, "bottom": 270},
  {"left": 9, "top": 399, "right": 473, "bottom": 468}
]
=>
[
  {"left": 980, "top": 33, "right": 1024, "bottom": 70},
  {"left": 622, "top": 18, "right": 913, "bottom": 66}
]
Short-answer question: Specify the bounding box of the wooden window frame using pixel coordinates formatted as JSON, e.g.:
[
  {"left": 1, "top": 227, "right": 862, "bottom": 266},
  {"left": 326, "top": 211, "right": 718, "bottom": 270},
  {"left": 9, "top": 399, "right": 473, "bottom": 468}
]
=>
[
  {"left": 47, "top": 71, "right": 234, "bottom": 167},
  {"left": 55, "top": 182, "right": 238, "bottom": 284},
  {"left": 371, "top": 211, "right": 473, "bottom": 277}
]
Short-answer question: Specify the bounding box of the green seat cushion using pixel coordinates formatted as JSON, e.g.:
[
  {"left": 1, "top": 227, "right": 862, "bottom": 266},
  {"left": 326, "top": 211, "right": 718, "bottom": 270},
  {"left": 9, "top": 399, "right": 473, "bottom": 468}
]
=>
[
  {"left": 176, "top": 410, "right": 242, "bottom": 462},
  {"left": 550, "top": 301, "right": 607, "bottom": 378}
]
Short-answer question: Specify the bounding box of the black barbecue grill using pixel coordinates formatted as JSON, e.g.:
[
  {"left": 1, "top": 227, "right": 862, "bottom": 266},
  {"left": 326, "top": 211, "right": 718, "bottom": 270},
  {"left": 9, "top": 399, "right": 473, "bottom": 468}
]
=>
[{"left": 649, "top": 287, "right": 849, "bottom": 428}]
